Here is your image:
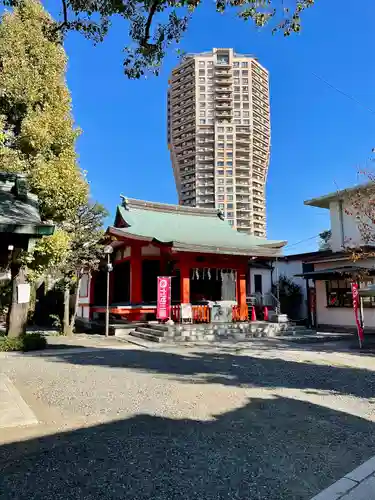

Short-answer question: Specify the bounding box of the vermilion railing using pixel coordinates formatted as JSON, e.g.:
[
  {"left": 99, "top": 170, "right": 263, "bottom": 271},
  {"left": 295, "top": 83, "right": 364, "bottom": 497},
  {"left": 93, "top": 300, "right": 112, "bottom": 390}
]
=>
[
  {"left": 232, "top": 304, "right": 249, "bottom": 322},
  {"left": 170, "top": 305, "right": 181, "bottom": 323},
  {"left": 192, "top": 305, "right": 210, "bottom": 323}
]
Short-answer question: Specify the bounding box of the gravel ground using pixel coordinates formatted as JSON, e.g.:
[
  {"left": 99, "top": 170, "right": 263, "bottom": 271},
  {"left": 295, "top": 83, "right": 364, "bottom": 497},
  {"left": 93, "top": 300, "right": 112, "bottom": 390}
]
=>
[{"left": 0, "top": 342, "right": 375, "bottom": 499}]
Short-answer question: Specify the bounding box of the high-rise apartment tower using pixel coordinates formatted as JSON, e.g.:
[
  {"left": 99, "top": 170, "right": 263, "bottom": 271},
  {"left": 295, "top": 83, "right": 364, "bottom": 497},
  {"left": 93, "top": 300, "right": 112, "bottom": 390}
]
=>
[{"left": 167, "top": 48, "right": 270, "bottom": 236}]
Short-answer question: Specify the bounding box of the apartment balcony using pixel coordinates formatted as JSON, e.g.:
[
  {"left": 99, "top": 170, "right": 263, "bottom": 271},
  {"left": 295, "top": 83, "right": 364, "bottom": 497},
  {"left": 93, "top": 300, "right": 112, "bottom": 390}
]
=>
[
  {"left": 197, "top": 189, "right": 214, "bottom": 196},
  {"left": 215, "top": 94, "right": 232, "bottom": 101},
  {"left": 235, "top": 144, "right": 250, "bottom": 152},
  {"left": 215, "top": 60, "right": 231, "bottom": 67},
  {"left": 196, "top": 173, "right": 214, "bottom": 180},
  {"left": 197, "top": 156, "right": 214, "bottom": 163},
  {"left": 215, "top": 69, "right": 232, "bottom": 78},
  {"left": 216, "top": 111, "right": 232, "bottom": 119},
  {"left": 214, "top": 79, "right": 233, "bottom": 86},
  {"left": 215, "top": 86, "right": 233, "bottom": 94},
  {"left": 235, "top": 136, "right": 251, "bottom": 144},
  {"left": 215, "top": 102, "right": 232, "bottom": 110},
  {"left": 236, "top": 156, "right": 250, "bottom": 163}
]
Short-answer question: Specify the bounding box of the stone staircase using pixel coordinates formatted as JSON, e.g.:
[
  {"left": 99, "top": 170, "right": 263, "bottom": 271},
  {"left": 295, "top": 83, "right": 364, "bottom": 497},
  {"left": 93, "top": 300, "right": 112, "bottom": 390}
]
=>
[{"left": 129, "top": 321, "right": 322, "bottom": 344}]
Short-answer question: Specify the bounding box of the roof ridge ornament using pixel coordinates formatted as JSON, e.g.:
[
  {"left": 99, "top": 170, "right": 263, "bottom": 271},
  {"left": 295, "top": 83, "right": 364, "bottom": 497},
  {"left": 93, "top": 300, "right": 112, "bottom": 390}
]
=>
[
  {"left": 217, "top": 209, "right": 225, "bottom": 221},
  {"left": 120, "top": 194, "right": 129, "bottom": 210}
]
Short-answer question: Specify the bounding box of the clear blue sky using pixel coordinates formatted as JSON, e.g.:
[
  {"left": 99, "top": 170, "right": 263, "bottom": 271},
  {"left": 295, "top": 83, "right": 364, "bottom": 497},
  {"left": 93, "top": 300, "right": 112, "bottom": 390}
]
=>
[{"left": 52, "top": 0, "right": 375, "bottom": 253}]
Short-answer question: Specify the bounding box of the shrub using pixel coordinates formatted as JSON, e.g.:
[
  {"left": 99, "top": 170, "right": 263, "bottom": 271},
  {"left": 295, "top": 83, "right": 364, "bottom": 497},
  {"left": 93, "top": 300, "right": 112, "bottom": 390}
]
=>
[{"left": 0, "top": 333, "right": 47, "bottom": 352}]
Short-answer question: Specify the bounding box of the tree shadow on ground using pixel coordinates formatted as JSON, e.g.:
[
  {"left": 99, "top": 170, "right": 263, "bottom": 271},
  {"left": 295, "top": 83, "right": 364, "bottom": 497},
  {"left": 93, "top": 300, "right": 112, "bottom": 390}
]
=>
[
  {"left": 42, "top": 347, "right": 375, "bottom": 400},
  {"left": 1, "top": 395, "right": 375, "bottom": 500}
]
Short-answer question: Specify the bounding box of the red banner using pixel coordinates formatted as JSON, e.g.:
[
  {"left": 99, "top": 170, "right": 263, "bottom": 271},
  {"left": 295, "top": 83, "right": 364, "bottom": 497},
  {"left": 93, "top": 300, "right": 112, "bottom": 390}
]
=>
[
  {"left": 157, "top": 276, "right": 171, "bottom": 320},
  {"left": 351, "top": 283, "right": 364, "bottom": 342}
]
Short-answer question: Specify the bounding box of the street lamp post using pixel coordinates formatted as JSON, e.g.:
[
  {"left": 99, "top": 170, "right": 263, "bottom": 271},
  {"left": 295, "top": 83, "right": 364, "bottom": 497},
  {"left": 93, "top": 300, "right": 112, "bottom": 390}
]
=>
[{"left": 103, "top": 245, "right": 113, "bottom": 337}]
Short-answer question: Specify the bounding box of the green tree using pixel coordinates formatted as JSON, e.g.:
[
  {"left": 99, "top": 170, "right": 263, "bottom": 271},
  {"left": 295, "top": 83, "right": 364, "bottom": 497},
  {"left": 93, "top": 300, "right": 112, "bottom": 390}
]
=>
[
  {"left": 59, "top": 202, "right": 108, "bottom": 335},
  {"left": 0, "top": 0, "right": 88, "bottom": 222},
  {"left": 2, "top": 0, "right": 314, "bottom": 78},
  {"left": 0, "top": 0, "right": 89, "bottom": 337}
]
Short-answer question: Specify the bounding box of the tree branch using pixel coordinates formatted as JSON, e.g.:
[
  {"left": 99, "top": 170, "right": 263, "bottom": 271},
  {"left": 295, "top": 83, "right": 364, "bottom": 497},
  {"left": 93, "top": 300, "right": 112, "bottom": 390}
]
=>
[{"left": 141, "top": 0, "right": 162, "bottom": 46}]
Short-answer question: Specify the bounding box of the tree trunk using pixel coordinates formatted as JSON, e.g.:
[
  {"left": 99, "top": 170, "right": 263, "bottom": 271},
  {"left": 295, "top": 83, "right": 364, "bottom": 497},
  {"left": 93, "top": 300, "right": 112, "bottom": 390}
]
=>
[
  {"left": 63, "top": 284, "right": 71, "bottom": 336},
  {"left": 69, "top": 277, "right": 81, "bottom": 334},
  {"left": 7, "top": 267, "right": 29, "bottom": 338}
]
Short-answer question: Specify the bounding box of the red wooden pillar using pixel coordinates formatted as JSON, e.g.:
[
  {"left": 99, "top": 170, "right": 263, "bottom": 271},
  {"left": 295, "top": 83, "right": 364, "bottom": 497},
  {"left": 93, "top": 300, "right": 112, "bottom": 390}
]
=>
[
  {"left": 130, "top": 245, "right": 142, "bottom": 304},
  {"left": 236, "top": 270, "right": 247, "bottom": 309},
  {"left": 180, "top": 262, "right": 190, "bottom": 304}
]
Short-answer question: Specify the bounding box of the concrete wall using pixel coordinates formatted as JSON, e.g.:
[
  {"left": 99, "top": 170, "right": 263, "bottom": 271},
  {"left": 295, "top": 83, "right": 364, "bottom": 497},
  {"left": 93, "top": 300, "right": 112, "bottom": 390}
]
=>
[
  {"left": 314, "top": 259, "right": 375, "bottom": 329},
  {"left": 249, "top": 268, "right": 272, "bottom": 295},
  {"left": 329, "top": 198, "right": 373, "bottom": 252},
  {"left": 273, "top": 260, "right": 308, "bottom": 318}
]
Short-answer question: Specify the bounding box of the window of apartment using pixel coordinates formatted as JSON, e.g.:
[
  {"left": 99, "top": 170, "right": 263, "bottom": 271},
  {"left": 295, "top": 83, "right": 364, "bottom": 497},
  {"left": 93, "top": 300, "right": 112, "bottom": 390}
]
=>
[
  {"left": 199, "top": 85, "right": 205, "bottom": 91},
  {"left": 227, "top": 142, "right": 233, "bottom": 147},
  {"left": 227, "top": 187, "right": 233, "bottom": 193},
  {"left": 227, "top": 134, "right": 233, "bottom": 139},
  {"left": 243, "top": 111, "right": 249, "bottom": 117},
  {"left": 226, "top": 178, "right": 233, "bottom": 184},
  {"left": 234, "top": 111, "right": 240, "bottom": 117},
  {"left": 218, "top": 203, "right": 225, "bottom": 209},
  {"left": 207, "top": 111, "right": 213, "bottom": 117},
  {"left": 199, "top": 102, "right": 206, "bottom": 107},
  {"left": 243, "top": 78, "right": 248, "bottom": 84},
  {"left": 233, "top": 61, "right": 239, "bottom": 67},
  {"left": 217, "top": 151, "right": 224, "bottom": 158},
  {"left": 217, "top": 161, "right": 224, "bottom": 166},
  {"left": 199, "top": 61, "right": 205, "bottom": 67},
  {"left": 217, "top": 178, "right": 225, "bottom": 185},
  {"left": 207, "top": 69, "right": 213, "bottom": 75},
  {"left": 217, "top": 170, "right": 225, "bottom": 176},
  {"left": 227, "top": 211, "right": 234, "bottom": 218},
  {"left": 218, "top": 127, "right": 224, "bottom": 132},
  {"left": 242, "top": 86, "right": 248, "bottom": 92},
  {"left": 234, "top": 78, "right": 240, "bottom": 84},
  {"left": 243, "top": 103, "right": 249, "bottom": 109},
  {"left": 199, "top": 111, "right": 205, "bottom": 117},
  {"left": 243, "top": 95, "right": 249, "bottom": 101},
  {"left": 227, "top": 203, "right": 234, "bottom": 209},
  {"left": 234, "top": 94, "right": 241, "bottom": 101},
  {"left": 207, "top": 119, "right": 214, "bottom": 124},
  {"left": 241, "top": 62, "right": 248, "bottom": 68},
  {"left": 226, "top": 161, "right": 233, "bottom": 166},
  {"left": 217, "top": 187, "right": 225, "bottom": 193},
  {"left": 199, "top": 94, "right": 205, "bottom": 100},
  {"left": 234, "top": 103, "right": 240, "bottom": 109},
  {"left": 218, "top": 195, "right": 225, "bottom": 201},
  {"left": 226, "top": 170, "right": 233, "bottom": 176},
  {"left": 234, "top": 86, "right": 240, "bottom": 92},
  {"left": 243, "top": 119, "right": 250, "bottom": 124},
  {"left": 227, "top": 152, "right": 233, "bottom": 157},
  {"left": 207, "top": 61, "right": 213, "bottom": 66},
  {"left": 218, "top": 135, "right": 224, "bottom": 139},
  {"left": 234, "top": 70, "right": 240, "bottom": 76},
  {"left": 218, "top": 142, "right": 224, "bottom": 148},
  {"left": 227, "top": 196, "right": 233, "bottom": 201},
  {"left": 233, "top": 119, "right": 241, "bottom": 124},
  {"left": 199, "top": 69, "right": 205, "bottom": 75},
  {"left": 199, "top": 119, "right": 206, "bottom": 124}
]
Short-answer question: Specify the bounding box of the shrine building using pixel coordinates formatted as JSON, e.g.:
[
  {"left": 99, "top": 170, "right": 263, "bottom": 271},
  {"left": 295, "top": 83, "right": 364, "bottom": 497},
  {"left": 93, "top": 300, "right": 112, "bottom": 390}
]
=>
[{"left": 80, "top": 197, "right": 286, "bottom": 323}]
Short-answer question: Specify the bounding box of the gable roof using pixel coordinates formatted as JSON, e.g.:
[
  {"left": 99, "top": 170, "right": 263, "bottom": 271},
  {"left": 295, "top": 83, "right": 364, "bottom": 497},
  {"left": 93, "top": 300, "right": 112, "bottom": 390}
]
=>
[
  {"left": 0, "top": 173, "right": 54, "bottom": 235},
  {"left": 304, "top": 182, "right": 375, "bottom": 209},
  {"left": 109, "top": 198, "right": 286, "bottom": 257}
]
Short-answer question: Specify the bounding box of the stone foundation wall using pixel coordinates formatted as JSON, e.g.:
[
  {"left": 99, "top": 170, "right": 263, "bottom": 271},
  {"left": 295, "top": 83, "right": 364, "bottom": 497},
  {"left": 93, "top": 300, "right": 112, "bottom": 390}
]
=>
[{"left": 161, "top": 321, "right": 289, "bottom": 342}]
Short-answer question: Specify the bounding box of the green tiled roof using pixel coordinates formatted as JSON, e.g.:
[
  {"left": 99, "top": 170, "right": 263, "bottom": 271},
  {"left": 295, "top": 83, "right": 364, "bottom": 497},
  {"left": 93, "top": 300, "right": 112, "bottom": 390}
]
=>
[
  {"left": 0, "top": 173, "right": 54, "bottom": 235},
  {"left": 110, "top": 198, "right": 286, "bottom": 257}
]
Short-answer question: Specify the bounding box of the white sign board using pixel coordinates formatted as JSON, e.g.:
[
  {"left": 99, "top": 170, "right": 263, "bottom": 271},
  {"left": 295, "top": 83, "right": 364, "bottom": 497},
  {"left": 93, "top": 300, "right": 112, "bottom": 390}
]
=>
[
  {"left": 181, "top": 303, "right": 192, "bottom": 321},
  {"left": 17, "top": 283, "right": 31, "bottom": 304}
]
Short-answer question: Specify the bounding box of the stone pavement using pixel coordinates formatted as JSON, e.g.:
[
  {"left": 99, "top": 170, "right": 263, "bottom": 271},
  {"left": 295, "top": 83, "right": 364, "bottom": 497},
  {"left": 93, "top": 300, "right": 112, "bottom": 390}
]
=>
[
  {"left": 312, "top": 456, "right": 375, "bottom": 499},
  {"left": 0, "top": 374, "right": 38, "bottom": 428}
]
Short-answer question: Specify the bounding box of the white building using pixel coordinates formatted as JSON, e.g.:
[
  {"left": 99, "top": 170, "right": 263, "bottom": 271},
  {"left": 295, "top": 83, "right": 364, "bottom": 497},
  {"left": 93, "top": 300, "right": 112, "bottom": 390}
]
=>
[
  {"left": 167, "top": 48, "right": 270, "bottom": 237},
  {"left": 279, "top": 184, "right": 375, "bottom": 331}
]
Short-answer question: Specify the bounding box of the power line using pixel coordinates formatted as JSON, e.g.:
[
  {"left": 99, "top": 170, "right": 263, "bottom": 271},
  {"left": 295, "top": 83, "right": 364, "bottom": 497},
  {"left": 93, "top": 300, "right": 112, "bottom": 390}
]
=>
[
  {"left": 311, "top": 72, "right": 375, "bottom": 116},
  {"left": 283, "top": 234, "right": 321, "bottom": 250}
]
